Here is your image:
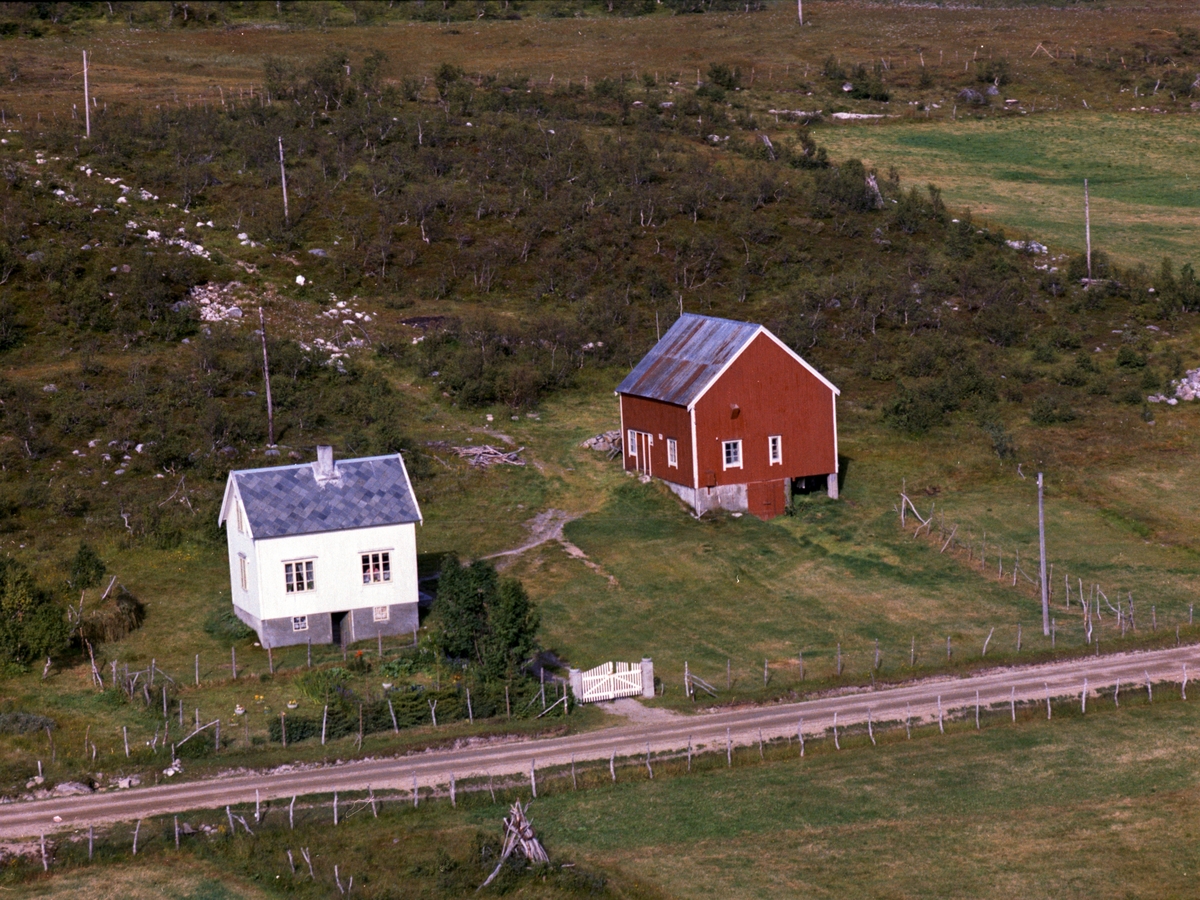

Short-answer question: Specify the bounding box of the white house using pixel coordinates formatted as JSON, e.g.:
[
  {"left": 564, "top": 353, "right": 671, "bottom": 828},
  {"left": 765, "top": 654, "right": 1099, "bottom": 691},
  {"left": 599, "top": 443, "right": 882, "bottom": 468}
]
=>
[{"left": 218, "top": 446, "right": 422, "bottom": 648}]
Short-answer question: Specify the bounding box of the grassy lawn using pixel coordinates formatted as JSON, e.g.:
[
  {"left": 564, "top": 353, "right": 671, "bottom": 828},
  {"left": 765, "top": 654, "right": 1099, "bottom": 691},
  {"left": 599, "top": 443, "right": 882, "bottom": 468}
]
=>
[{"left": 816, "top": 112, "right": 1200, "bottom": 267}]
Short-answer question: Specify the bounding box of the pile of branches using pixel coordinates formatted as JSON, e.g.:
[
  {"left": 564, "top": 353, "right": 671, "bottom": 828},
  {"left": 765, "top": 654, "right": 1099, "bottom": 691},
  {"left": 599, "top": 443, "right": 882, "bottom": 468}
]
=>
[
  {"left": 428, "top": 441, "right": 525, "bottom": 468},
  {"left": 479, "top": 801, "right": 550, "bottom": 890}
]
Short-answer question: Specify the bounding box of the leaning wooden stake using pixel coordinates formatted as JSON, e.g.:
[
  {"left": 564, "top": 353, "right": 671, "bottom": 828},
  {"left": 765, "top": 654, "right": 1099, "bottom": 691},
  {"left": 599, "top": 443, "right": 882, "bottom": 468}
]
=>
[
  {"left": 1084, "top": 178, "right": 1092, "bottom": 281},
  {"left": 278, "top": 137, "right": 290, "bottom": 224},
  {"left": 1038, "top": 472, "right": 1050, "bottom": 636},
  {"left": 937, "top": 696, "right": 944, "bottom": 733},
  {"left": 40, "top": 834, "right": 48, "bottom": 871},
  {"left": 82, "top": 50, "right": 90, "bottom": 139}
]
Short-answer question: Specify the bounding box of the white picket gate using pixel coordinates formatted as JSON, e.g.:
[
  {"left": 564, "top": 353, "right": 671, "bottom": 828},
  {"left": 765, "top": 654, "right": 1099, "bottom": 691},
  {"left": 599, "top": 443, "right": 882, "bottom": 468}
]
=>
[{"left": 570, "top": 659, "right": 654, "bottom": 703}]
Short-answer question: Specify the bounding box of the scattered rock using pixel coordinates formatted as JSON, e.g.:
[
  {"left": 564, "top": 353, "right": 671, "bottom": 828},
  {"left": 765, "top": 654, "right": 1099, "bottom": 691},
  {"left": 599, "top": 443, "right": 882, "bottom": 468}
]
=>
[
  {"left": 580, "top": 430, "right": 623, "bottom": 458},
  {"left": 42, "top": 384, "right": 57, "bottom": 393},
  {"left": 52, "top": 781, "right": 93, "bottom": 796},
  {"left": 308, "top": 248, "right": 329, "bottom": 257},
  {"left": 957, "top": 88, "right": 987, "bottom": 105}
]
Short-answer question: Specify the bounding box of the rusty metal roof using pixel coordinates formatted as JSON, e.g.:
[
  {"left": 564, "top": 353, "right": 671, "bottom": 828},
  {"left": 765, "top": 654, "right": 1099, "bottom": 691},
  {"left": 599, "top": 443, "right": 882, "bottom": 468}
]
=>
[{"left": 616, "top": 314, "right": 762, "bottom": 407}]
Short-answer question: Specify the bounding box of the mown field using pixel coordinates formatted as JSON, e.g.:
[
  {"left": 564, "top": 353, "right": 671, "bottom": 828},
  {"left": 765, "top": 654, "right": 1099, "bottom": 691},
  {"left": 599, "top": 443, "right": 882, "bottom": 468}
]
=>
[{"left": 817, "top": 112, "right": 1200, "bottom": 267}]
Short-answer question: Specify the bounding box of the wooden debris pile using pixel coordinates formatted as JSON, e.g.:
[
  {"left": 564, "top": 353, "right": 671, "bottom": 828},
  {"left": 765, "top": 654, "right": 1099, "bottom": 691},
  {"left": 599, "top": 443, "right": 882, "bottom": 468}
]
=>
[
  {"left": 580, "top": 430, "right": 622, "bottom": 459},
  {"left": 478, "top": 801, "right": 550, "bottom": 891},
  {"left": 427, "top": 441, "right": 525, "bottom": 468}
]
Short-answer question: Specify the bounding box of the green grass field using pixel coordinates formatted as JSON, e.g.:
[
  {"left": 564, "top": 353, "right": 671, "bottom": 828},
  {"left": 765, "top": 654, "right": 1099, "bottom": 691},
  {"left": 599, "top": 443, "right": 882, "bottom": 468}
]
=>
[{"left": 816, "top": 112, "right": 1200, "bottom": 267}]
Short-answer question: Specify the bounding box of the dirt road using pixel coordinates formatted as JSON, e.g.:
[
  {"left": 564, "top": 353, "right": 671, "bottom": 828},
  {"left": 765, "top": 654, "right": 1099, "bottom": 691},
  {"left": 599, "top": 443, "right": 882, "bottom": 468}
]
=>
[{"left": 3, "top": 644, "right": 1197, "bottom": 838}]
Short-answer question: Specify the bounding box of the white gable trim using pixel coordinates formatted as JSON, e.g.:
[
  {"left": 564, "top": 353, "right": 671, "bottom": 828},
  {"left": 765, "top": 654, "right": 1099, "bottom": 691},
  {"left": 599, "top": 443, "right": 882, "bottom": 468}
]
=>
[
  {"left": 685, "top": 327, "right": 839, "bottom": 411},
  {"left": 218, "top": 476, "right": 255, "bottom": 540},
  {"left": 395, "top": 451, "right": 424, "bottom": 526}
]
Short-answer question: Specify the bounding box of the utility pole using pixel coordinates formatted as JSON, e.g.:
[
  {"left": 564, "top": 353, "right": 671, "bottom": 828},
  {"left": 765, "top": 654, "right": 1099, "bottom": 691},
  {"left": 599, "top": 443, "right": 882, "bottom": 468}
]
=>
[
  {"left": 1084, "top": 178, "right": 1092, "bottom": 283},
  {"left": 259, "top": 308, "right": 276, "bottom": 450},
  {"left": 1038, "top": 472, "right": 1049, "bottom": 636},
  {"left": 277, "top": 137, "right": 289, "bottom": 224},
  {"left": 82, "top": 51, "right": 90, "bottom": 139}
]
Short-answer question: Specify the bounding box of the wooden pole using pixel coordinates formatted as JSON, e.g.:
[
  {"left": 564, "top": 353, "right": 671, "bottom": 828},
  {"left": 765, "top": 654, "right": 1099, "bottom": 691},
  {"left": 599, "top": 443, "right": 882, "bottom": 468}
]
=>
[
  {"left": 1038, "top": 473, "right": 1049, "bottom": 636},
  {"left": 195, "top": 654, "right": 199, "bottom": 686},
  {"left": 82, "top": 51, "right": 90, "bottom": 139},
  {"left": 797, "top": 0, "right": 803, "bottom": 25},
  {"left": 1084, "top": 179, "right": 1092, "bottom": 282},
  {"left": 258, "top": 308, "right": 275, "bottom": 448},
  {"left": 278, "top": 137, "right": 290, "bottom": 224},
  {"left": 232, "top": 647, "right": 237, "bottom": 680}
]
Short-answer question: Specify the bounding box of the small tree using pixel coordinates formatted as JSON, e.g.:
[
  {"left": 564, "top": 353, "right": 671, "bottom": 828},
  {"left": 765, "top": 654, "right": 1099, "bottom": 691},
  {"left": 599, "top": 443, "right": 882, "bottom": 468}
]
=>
[
  {"left": 0, "top": 558, "right": 69, "bottom": 670},
  {"left": 431, "top": 556, "right": 539, "bottom": 679},
  {"left": 67, "top": 542, "right": 105, "bottom": 591}
]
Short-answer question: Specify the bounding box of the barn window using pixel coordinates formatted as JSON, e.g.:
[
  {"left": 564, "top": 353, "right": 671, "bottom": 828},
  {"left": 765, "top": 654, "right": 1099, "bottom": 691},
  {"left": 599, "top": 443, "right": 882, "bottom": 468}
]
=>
[
  {"left": 292, "top": 616, "right": 308, "bottom": 632},
  {"left": 627, "top": 429, "right": 637, "bottom": 457},
  {"left": 667, "top": 438, "right": 678, "bottom": 467},
  {"left": 285, "top": 560, "right": 315, "bottom": 593},
  {"left": 723, "top": 440, "right": 742, "bottom": 469},
  {"left": 361, "top": 552, "right": 391, "bottom": 584},
  {"left": 373, "top": 605, "right": 390, "bottom": 622},
  {"left": 238, "top": 554, "right": 248, "bottom": 591},
  {"left": 769, "top": 435, "right": 782, "bottom": 465}
]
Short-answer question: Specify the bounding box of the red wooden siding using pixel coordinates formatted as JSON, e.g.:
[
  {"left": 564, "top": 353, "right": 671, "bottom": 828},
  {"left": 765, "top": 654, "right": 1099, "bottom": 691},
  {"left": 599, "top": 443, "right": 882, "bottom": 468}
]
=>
[
  {"left": 619, "top": 394, "right": 693, "bottom": 487},
  {"left": 693, "top": 332, "right": 836, "bottom": 488}
]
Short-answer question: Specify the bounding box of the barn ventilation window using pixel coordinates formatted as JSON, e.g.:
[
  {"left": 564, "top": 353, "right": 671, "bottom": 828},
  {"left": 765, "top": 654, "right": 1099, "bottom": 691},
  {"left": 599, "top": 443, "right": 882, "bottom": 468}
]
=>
[
  {"left": 292, "top": 616, "right": 308, "bottom": 632},
  {"left": 769, "top": 435, "right": 782, "bottom": 465},
  {"left": 723, "top": 440, "right": 742, "bottom": 469},
  {"left": 362, "top": 552, "right": 391, "bottom": 584},
  {"left": 285, "top": 560, "right": 315, "bottom": 593},
  {"left": 667, "top": 438, "right": 678, "bottom": 468}
]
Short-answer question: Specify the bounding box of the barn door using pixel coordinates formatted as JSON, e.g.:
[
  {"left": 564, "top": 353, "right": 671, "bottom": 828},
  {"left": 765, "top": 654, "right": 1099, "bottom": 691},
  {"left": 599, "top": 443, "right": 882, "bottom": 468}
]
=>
[{"left": 630, "top": 430, "right": 654, "bottom": 476}]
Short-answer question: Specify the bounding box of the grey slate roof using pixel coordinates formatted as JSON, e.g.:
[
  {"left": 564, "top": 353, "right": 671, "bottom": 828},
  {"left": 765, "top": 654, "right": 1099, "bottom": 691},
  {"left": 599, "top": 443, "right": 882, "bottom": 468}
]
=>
[
  {"left": 223, "top": 454, "right": 421, "bottom": 539},
  {"left": 616, "top": 313, "right": 762, "bottom": 407}
]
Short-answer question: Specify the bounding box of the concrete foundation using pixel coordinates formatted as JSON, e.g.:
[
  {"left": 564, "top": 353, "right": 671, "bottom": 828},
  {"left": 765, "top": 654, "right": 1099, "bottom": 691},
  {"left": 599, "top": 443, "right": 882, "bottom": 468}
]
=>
[{"left": 233, "top": 602, "right": 418, "bottom": 649}]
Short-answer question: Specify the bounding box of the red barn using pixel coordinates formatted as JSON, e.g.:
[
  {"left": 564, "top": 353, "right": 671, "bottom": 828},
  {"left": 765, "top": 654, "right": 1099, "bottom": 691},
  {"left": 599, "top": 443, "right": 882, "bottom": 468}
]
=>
[{"left": 616, "top": 314, "right": 839, "bottom": 520}]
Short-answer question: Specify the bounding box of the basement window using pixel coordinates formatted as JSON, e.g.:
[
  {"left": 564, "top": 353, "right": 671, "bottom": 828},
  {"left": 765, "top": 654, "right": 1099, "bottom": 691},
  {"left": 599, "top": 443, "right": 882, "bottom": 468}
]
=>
[
  {"left": 667, "top": 438, "right": 678, "bottom": 468},
  {"left": 373, "top": 606, "right": 390, "bottom": 622},
  {"left": 292, "top": 615, "right": 308, "bottom": 633},
  {"left": 285, "top": 560, "right": 315, "bottom": 593},
  {"left": 723, "top": 440, "right": 742, "bottom": 470},
  {"left": 769, "top": 435, "right": 782, "bottom": 466}
]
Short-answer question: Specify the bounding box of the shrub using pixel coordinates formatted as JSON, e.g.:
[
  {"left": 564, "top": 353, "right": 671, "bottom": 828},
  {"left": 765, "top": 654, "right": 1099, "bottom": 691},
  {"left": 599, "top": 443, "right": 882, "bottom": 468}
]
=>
[
  {"left": 67, "top": 542, "right": 105, "bottom": 590},
  {"left": 1030, "top": 394, "right": 1077, "bottom": 425},
  {"left": 203, "top": 606, "right": 254, "bottom": 645},
  {"left": 0, "top": 712, "right": 54, "bottom": 734},
  {"left": 1116, "top": 345, "right": 1147, "bottom": 368},
  {"left": 980, "top": 422, "right": 1016, "bottom": 459}
]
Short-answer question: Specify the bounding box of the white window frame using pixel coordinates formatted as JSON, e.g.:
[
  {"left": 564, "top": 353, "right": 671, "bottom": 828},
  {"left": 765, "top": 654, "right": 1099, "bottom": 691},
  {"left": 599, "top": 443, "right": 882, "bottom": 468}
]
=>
[
  {"left": 285, "top": 559, "right": 315, "bottom": 593},
  {"left": 235, "top": 500, "right": 244, "bottom": 533},
  {"left": 627, "top": 429, "right": 637, "bottom": 458},
  {"left": 722, "top": 439, "right": 743, "bottom": 470},
  {"left": 238, "top": 554, "right": 248, "bottom": 591},
  {"left": 373, "top": 605, "right": 390, "bottom": 622},
  {"left": 768, "top": 435, "right": 782, "bottom": 466},
  {"left": 361, "top": 551, "right": 392, "bottom": 585},
  {"left": 666, "top": 438, "right": 678, "bottom": 468},
  {"left": 292, "top": 615, "right": 309, "bottom": 632}
]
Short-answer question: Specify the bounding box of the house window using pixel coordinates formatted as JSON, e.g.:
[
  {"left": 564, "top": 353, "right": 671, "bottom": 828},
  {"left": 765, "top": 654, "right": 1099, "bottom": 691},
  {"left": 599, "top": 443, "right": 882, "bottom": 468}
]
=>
[
  {"left": 769, "top": 435, "right": 782, "bottom": 465},
  {"left": 667, "top": 438, "right": 678, "bottom": 468},
  {"left": 235, "top": 500, "right": 244, "bottom": 533},
  {"left": 238, "top": 554, "right": 248, "bottom": 591},
  {"left": 373, "top": 606, "right": 390, "bottom": 622},
  {"left": 292, "top": 616, "right": 308, "bottom": 632},
  {"left": 285, "top": 560, "right": 315, "bottom": 593},
  {"left": 627, "top": 429, "right": 637, "bottom": 457},
  {"left": 723, "top": 440, "right": 742, "bottom": 470},
  {"left": 361, "top": 552, "right": 391, "bottom": 584}
]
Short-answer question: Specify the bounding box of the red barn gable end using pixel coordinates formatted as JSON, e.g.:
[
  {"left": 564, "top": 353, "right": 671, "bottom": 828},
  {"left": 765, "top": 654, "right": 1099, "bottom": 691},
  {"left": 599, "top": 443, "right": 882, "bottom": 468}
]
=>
[{"left": 616, "top": 314, "right": 839, "bottom": 520}]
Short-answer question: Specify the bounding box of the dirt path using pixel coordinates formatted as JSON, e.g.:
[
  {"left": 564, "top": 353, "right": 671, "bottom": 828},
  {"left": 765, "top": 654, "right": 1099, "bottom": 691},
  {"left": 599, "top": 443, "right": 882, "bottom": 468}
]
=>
[
  {"left": 483, "top": 509, "right": 618, "bottom": 583},
  {"left": 3, "top": 644, "right": 1198, "bottom": 838}
]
